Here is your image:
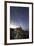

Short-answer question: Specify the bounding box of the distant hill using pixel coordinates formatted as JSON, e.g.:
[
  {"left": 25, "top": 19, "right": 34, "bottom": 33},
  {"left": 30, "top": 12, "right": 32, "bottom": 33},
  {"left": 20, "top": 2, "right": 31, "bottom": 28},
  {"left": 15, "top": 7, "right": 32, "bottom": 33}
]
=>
[{"left": 10, "top": 27, "right": 29, "bottom": 39}]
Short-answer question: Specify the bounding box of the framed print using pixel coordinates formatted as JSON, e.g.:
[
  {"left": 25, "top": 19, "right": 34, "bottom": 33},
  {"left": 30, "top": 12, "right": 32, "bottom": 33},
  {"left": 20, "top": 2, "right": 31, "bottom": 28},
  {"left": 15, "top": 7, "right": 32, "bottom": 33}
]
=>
[{"left": 4, "top": 1, "right": 33, "bottom": 45}]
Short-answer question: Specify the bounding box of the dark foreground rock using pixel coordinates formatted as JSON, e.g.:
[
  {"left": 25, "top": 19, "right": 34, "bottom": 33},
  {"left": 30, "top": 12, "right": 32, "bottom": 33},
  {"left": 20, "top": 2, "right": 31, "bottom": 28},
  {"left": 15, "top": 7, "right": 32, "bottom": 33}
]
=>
[{"left": 10, "top": 27, "right": 29, "bottom": 39}]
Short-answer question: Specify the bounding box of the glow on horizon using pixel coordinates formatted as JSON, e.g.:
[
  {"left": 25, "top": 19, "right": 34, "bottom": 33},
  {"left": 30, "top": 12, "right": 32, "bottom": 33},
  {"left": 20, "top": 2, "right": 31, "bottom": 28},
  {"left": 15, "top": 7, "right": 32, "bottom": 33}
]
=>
[{"left": 10, "top": 24, "right": 20, "bottom": 29}]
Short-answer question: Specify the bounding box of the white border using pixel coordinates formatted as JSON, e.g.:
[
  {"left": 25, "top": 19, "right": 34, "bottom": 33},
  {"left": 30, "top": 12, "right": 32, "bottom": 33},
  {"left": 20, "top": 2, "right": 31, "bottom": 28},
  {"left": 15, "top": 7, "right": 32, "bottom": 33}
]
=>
[{"left": 7, "top": 3, "right": 32, "bottom": 43}]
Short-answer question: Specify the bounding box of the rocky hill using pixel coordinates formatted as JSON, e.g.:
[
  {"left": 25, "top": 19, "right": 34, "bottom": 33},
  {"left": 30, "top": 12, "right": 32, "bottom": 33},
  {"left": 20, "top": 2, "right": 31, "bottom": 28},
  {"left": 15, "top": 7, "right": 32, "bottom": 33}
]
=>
[{"left": 10, "top": 27, "right": 29, "bottom": 39}]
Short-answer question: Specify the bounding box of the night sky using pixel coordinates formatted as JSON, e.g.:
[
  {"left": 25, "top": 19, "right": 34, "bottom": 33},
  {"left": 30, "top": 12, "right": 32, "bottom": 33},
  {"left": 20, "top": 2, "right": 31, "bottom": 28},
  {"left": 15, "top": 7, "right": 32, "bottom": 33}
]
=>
[{"left": 10, "top": 6, "right": 29, "bottom": 31}]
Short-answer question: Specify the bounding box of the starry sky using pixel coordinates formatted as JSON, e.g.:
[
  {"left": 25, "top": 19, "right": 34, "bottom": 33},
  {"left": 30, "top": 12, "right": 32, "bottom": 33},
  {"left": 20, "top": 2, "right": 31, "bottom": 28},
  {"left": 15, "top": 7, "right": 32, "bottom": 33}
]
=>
[{"left": 10, "top": 6, "right": 29, "bottom": 31}]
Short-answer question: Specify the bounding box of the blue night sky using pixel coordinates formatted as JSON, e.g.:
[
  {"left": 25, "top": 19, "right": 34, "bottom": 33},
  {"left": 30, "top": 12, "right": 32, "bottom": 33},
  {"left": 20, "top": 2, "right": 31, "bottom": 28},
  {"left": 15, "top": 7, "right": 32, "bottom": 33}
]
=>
[{"left": 10, "top": 6, "right": 29, "bottom": 31}]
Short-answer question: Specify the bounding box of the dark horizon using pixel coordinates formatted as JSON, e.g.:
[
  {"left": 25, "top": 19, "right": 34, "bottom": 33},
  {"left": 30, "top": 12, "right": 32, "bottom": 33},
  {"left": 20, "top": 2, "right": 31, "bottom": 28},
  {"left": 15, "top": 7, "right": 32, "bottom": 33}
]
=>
[{"left": 10, "top": 6, "right": 29, "bottom": 31}]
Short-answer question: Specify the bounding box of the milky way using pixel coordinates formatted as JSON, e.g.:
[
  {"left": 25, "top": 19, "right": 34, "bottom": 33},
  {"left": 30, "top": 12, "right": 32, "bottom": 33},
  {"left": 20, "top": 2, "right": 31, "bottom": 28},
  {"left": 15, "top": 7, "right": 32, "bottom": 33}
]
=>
[{"left": 10, "top": 6, "right": 29, "bottom": 31}]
